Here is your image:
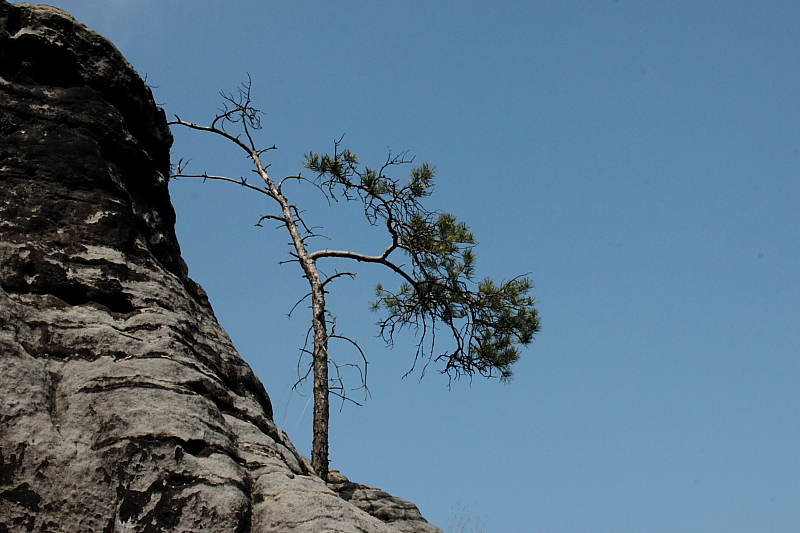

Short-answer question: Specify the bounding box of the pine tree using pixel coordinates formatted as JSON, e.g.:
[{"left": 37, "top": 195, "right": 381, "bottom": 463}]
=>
[{"left": 170, "top": 78, "right": 540, "bottom": 481}]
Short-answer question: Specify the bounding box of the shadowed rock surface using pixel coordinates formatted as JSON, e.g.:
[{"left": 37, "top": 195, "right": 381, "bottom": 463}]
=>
[{"left": 0, "top": 2, "right": 441, "bottom": 532}]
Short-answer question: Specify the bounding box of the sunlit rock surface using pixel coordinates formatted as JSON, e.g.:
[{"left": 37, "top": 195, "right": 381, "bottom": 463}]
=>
[{"left": 0, "top": 2, "right": 441, "bottom": 532}]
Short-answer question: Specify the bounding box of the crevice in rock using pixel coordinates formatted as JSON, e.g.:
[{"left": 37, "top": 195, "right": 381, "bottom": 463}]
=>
[
  {"left": 1, "top": 254, "right": 135, "bottom": 314},
  {"left": 0, "top": 482, "right": 42, "bottom": 513},
  {"left": 179, "top": 439, "right": 208, "bottom": 457},
  {"left": 0, "top": 444, "right": 26, "bottom": 485}
]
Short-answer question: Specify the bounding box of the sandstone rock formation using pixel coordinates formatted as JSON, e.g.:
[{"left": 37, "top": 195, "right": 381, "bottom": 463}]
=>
[{"left": 0, "top": 3, "right": 441, "bottom": 532}]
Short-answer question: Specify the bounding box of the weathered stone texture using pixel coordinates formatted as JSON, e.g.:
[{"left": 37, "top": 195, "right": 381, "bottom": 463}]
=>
[{"left": 0, "top": 2, "right": 440, "bottom": 532}]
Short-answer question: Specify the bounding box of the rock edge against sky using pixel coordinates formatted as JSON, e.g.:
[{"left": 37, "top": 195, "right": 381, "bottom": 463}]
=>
[{"left": 0, "top": 2, "right": 440, "bottom": 531}]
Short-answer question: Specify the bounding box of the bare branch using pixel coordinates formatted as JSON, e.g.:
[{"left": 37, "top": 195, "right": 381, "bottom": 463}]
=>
[
  {"left": 278, "top": 174, "right": 328, "bottom": 203},
  {"left": 308, "top": 248, "right": 416, "bottom": 288},
  {"left": 320, "top": 271, "right": 357, "bottom": 291},
  {"left": 329, "top": 334, "right": 370, "bottom": 397},
  {"left": 169, "top": 116, "right": 255, "bottom": 156},
  {"left": 256, "top": 214, "right": 288, "bottom": 227},
  {"left": 170, "top": 172, "right": 275, "bottom": 198},
  {"left": 287, "top": 291, "right": 313, "bottom": 319}
]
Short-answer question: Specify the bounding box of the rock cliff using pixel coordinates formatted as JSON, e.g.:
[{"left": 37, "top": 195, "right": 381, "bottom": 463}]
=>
[{"left": 0, "top": 2, "right": 441, "bottom": 532}]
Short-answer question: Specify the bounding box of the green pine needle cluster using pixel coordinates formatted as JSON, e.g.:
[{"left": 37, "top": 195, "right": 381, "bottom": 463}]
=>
[{"left": 305, "top": 142, "right": 540, "bottom": 382}]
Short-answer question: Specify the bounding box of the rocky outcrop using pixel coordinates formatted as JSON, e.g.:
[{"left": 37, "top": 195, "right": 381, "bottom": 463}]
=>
[
  {"left": 0, "top": 2, "right": 440, "bottom": 532},
  {"left": 328, "top": 471, "right": 441, "bottom": 533}
]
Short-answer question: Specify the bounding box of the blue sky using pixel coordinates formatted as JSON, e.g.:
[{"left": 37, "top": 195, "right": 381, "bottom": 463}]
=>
[{"left": 36, "top": 1, "right": 798, "bottom": 531}]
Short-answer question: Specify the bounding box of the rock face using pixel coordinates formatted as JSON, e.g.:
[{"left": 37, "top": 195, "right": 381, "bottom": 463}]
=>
[{"left": 0, "top": 3, "right": 441, "bottom": 532}]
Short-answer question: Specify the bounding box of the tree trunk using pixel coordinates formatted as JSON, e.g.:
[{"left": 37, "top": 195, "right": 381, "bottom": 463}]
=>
[
  {"left": 310, "top": 285, "right": 330, "bottom": 482},
  {"left": 267, "top": 173, "right": 331, "bottom": 481}
]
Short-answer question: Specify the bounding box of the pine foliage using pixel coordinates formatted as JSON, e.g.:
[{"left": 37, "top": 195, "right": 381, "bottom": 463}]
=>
[{"left": 305, "top": 141, "right": 540, "bottom": 381}]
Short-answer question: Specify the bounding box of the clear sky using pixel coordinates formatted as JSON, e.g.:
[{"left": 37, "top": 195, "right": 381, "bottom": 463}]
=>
[{"left": 33, "top": 1, "right": 798, "bottom": 532}]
